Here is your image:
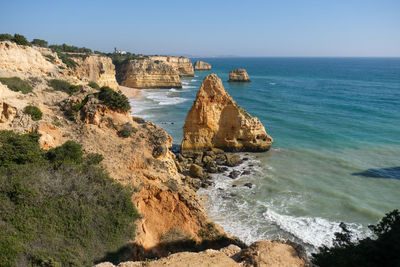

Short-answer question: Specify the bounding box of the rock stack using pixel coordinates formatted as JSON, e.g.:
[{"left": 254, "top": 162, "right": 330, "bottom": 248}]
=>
[
  {"left": 228, "top": 68, "right": 251, "bottom": 82},
  {"left": 194, "top": 60, "right": 212, "bottom": 70},
  {"left": 181, "top": 74, "right": 272, "bottom": 152}
]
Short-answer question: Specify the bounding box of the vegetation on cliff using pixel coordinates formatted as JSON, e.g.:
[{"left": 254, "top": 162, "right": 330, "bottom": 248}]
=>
[
  {"left": 0, "top": 131, "right": 139, "bottom": 266},
  {"left": 97, "top": 86, "right": 131, "bottom": 112},
  {"left": 24, "top": 105, "right": 43, "bottom": 121},
  {"left": 312, "top": 209, "right": 400, "bottom": 267},
  {"left": 0, "top": 77, "right": 33, "bottom": 94},
  {"left": 48, "top": 79, "right": 80, "bottom": 95}
]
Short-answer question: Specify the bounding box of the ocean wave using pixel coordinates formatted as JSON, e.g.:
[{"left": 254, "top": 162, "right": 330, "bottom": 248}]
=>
[
  {"left": 144, "top": 91, "right": 188, "bottom": 106},
  {"left": 263, "top": 209, "right": 367, "bottom": 248}
]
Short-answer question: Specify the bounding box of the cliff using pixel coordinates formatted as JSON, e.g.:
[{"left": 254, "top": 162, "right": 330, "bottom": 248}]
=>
[
  {"left": 181, "top": 74, "right": 273, "bottom": 152},
  {"left": 71, "top": 54, "right": 119, "bottom": 90},
  {"left": 117, "top": 59, "right": 182, "bottom": 89},
  {"left": 0, "top": 41, "right": 119, "bottom": 89},
  {"left": 149, "top": 56, "right": 194, "bottom": 76},
  {"left": 194, "top": 60, "right": 212, "bottom": 70},
  {"left": 228, "top": 68, "right": 251, "bottom": 82},
  {"left": 0, "top": 41, "right": 60, "bottom": 77}
]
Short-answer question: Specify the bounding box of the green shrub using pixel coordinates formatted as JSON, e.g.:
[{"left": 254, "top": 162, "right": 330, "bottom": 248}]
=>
[
  {"left": 49, "top": 43, "right": 92, "bottom": 54},
  {"left": 45, "top": 140, "right": 83, "bottom": 167},
  {"left": 97, "top": 86, "right": 130, "bottom": 112},
  {"left": 117, "top": 123, "right": 137, "bottom": 138},
  {"left": 85, "top": 153, "right": 103, "bottom": 165},
  {"left": 0, "top": 33, "right": 13, "bottom": 41},
  {"left": 0, "top": 131, "right": 45, "bottom": 166},
  {"left": 44, "top": 54, "right": 56, "bottom": 63},
  {"left": 24, "top": 105, "right": 43, "bottom": 121},
  {"left": 31, "top": 38, "right": 48, "bottom": 47},
  {"left": 12, "top": 34, "right": 31, "bottom": 46},
  {"left": 0, "top": 163, "right": 138, "bottom": 266},
  {"left": 56, "top": 52, "right": 77, "bottom": 68},
  {"left": 48, "top": 79, "right": 79, "bottom": 95},
  {"left": 312, "top": 209, "right": 400, "bottom": 267},
  {"left": 88, "top": 81, "right": 100, "bottom": 89},
  {"left": 0, "top": 77, "right": 33, "bottom": 94}
]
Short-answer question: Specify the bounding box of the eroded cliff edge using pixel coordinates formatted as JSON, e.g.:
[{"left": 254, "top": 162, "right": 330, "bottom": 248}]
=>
[
  {"left": 117, "top": 58, "right": 182, "bottom": 89},
  {"left": 181, "top": 74, "right": 273, "bottom": 152}
]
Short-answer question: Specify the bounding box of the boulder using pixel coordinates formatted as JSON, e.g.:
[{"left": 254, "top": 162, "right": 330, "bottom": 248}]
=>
[
  {"left": 181, "top": 74, "right": 272, "bottom": 152},
  {"left": 225, "top": 154, "right": 243, "bottom": 167},
  {"left": 189, "top": 163, "right": 204, "bottom": 178},
  {"left": 228, "top": 68, "right": 251, "bottom": 82},
  {"left": 229, "top": 170, "right": 240, "bottom": 179}
]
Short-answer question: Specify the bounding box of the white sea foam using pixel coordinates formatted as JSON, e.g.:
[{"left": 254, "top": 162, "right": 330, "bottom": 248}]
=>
[
  {"left": 263, "top": 209, "right": 366, "bottom": 248},
  {"left": 144, "top": 90, "right": 188, "bottom": 105}
]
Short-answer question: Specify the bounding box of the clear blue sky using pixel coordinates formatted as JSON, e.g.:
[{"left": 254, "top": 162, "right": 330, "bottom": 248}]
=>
[{"left": 1, "top": 0, "right": 399, "bottom": 57}]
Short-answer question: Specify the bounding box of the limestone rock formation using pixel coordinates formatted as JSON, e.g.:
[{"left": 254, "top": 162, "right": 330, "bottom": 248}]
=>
[
  {"left": 194, "top": 60, "right": 212, "bottom": 70},
  {"left": 71, "top": 54, "right": 119, "bottom": 90},
  {"left": 0, "top": 41, "right": 60, "bottom": 77},
  {"left": 181, "top": 74, "right": 273, "bottom": 152},
  {"left": 149, "top": 56, "right": 194, "bottom": 76},
  {"left": 117, "top": 59, "right": 182, "bottom": 89},
  {"left": 228, "top": 68, "right": 251, "bottom": 82}
]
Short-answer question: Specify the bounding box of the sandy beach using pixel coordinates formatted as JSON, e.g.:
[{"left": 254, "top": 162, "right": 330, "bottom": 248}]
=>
[{"left": 119, "top": 85, "right": 141, "bottom": 99}]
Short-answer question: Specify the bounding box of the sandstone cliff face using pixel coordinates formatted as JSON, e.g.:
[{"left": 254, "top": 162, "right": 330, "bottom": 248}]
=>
[
  {"left": 117, "top": 59, "right": 182, "bottom": 89},
  {"left": 182, "top": 74, "right": 273, "bottom": 152},
  {"left": 71, "top": 55, "right": 119, "bottom": 90},
  {"left": 150, "top": 56, "right": 194, "bottom": 76},
  {"left": 0, "top": 41, "right": 60, "bottom": 77},
  {"left": 194, "top": 60, "right": 211, "bottom": 70},
  {"left": 228, "top": 68, "right": 251, "bottom": 82}
]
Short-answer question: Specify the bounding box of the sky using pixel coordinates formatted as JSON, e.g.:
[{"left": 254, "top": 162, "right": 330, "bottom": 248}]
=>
[{"left": 1, "top": 0, "right": 399, "bottom": 57}]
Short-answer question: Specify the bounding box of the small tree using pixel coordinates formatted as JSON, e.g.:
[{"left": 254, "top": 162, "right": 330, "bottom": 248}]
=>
[
  {"left": 31, "top": 38, "right": 48, "bottom": 47},
  {"left": 24, "top": 105, "right": 43, "bottom": 121},
  {"left": 12, "top": 34, "right": 31, "bottom": 46},
  {"left": 0, "top": 33, "right": 13, "bottom": 41}
]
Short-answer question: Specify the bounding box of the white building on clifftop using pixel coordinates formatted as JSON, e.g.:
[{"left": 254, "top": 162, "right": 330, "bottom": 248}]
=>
[{"left": 114, "top": 47, "right": 127, "bottom": 55}]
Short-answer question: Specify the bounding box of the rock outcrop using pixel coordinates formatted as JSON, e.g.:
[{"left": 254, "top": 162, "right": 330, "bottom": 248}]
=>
[
  {"left": 181, "top": 74, "right": 273, "bottom": 152},
  {"left": 149, "top": 56, "right": 194, "bottom": 76},
  {"left": 117, "top": 59, "right": 182, "bottom": 89},
  {"left": 194, "top": 60, "right": 212, "bottom": 70},
  {"left": 95, "top": 241, "right": 308, "bottom": 267},
  {"left": 71, "top": 54, "right": 119, "bottom": 90},
  {"left": 228, "top": 68, "right": 251, "bottom": 82}
]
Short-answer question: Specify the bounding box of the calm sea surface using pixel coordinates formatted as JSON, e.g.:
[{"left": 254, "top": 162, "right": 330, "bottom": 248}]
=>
[{"left": 129, "top": 57, "right": 400, "bottom": 251}]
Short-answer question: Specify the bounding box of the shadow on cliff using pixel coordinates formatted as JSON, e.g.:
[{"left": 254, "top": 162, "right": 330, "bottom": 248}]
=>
[
  {"left": 96, "top": 235, "right": 247, "bottom": 265},
  {"left": 352, "top": 167, "right": 400, "bottom": 180}
]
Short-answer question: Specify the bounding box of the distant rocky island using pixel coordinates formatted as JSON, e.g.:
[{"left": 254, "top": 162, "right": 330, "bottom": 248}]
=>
[
  {"left": 228, "top": 68, "right": 251, "bottom": 82},
  {"left": 194, "top": 60, "right": 212, "bottom": 70}
]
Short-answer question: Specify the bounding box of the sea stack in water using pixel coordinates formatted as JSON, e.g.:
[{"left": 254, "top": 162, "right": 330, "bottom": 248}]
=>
[
  {"left": 181, "top": 74, "right": 273, "bottom": 152},
  {"left": 228, "top": 68, "right": 251, "bottom": 82},
  {"left": 117, "top": 59, "right": 182, "bottom": 89},
  {"left": 194, "top": 60, "right": 212, "bottom": 70}
]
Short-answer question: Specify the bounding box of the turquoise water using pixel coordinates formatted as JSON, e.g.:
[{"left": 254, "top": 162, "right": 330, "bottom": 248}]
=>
[{"left": 129, "top": 58, "right": 400, "bottom": 250}]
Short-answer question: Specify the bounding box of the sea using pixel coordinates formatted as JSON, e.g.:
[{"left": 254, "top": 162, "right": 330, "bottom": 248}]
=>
[{"left": 129, "top": 57, "right": 400, "bottom": 252}]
